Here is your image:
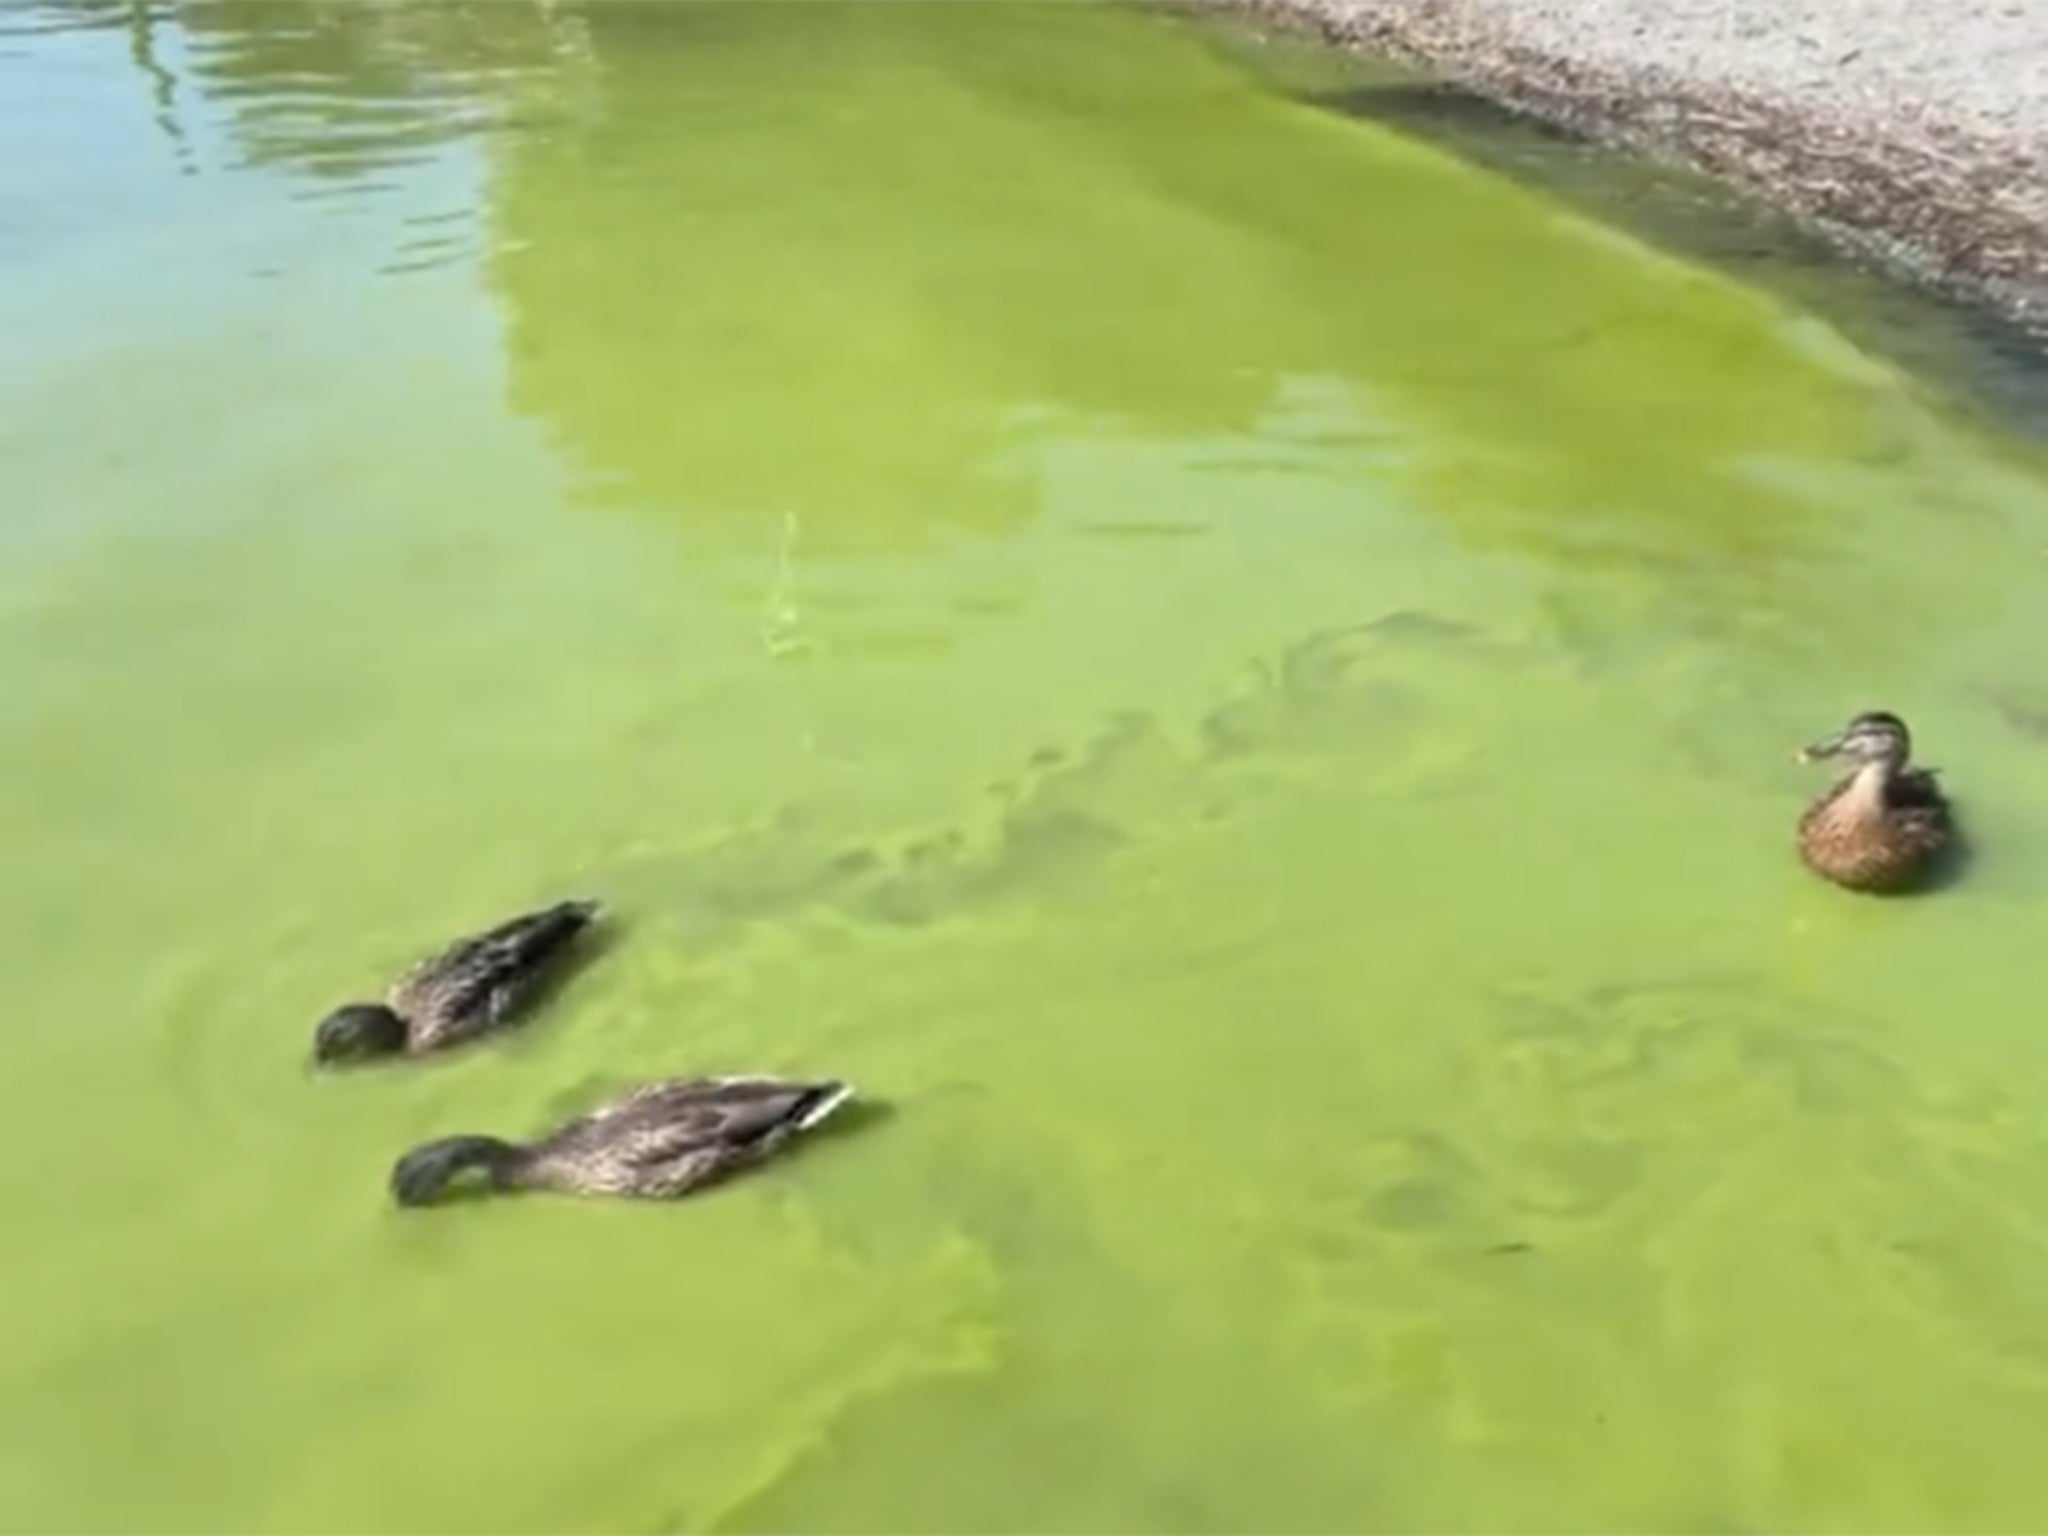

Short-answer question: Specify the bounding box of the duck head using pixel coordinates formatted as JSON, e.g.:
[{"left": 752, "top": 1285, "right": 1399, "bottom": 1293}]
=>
[
  {"left": 312, "top": 1003, "right": 408, "bottom": 1066},
  {"left": 1798, "top": 710, "right": 1911, "bottom": 770},
  {"left": 390, "top": 1136, "right": 522, "bottom": 1206}
]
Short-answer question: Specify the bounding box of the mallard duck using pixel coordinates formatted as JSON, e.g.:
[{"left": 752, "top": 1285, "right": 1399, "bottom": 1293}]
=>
[
  {"left": 1795, "top": 711, "right": 1954, "bottom": 892},
  {"left": 388, "top": 1075, "right": 855, "bottom": 1205},
  {"left": 312, "top": 898, "right": 604, "bottom": 1066}
]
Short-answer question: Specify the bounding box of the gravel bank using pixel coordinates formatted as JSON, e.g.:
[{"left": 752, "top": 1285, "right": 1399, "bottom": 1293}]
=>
[{"left": 1215, "top": 0, "right": 2048, "bottom": 339}]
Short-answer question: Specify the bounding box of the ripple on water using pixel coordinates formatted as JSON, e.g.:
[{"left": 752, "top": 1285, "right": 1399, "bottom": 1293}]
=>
[
  {"left": 0, "top": 1, "right": 124, "bottom": 41},
  {"left": 147, "top": 930, "right": 333, "bottom": 1158},
  {"left": 378, "top": 204, "right": 485, "bottom": 277}
]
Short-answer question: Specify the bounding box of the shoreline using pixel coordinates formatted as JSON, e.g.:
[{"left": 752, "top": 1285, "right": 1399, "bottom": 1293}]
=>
[{"left": 1188, "top": 0, "right": 2048, "bottom": 344}]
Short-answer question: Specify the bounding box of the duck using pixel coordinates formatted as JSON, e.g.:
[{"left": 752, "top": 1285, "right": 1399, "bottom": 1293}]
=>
[
  {"left": 311, "top": 897, "right": 605, "bottom": 1066},
  {"left": 1794, "top": 710, "right": 1954, "bottom": 892},
  {"left": 388, "top": 1075, "right": 856, "bottom": 1205}
]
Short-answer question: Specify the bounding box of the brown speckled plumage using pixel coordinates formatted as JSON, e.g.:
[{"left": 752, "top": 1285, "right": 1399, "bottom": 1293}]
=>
[
  {"left": 390, "top": 1076, "right": 855, "bottom": 1205},
  {"left": 1797, "top": 766, "right": 1952, "bottom": 890},
  {"left": 385, "top": 899, "right": 602, "bottom": 1051}
]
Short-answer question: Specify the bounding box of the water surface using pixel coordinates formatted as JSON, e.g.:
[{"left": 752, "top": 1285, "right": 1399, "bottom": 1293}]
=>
[{"left": 8, "top": 2, "right": 2048, "bottom": 1530}]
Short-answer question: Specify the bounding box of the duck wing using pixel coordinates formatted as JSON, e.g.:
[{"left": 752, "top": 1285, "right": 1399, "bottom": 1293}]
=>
[
  {"left": 1887, "top": 766, "right": 1948, "bottom": 808},
  {"left": 1886, "top": 768, "right": 1954, "bottom": 836},
  {"left": 389, "top": 898, "right": 602, "bottom": 1044},
  {"left": 574, "top": 1076, "right": 850, "bottom": 1145},
  {"left": 533, "top": 1076, "right": 853, "bottom": 1194}
]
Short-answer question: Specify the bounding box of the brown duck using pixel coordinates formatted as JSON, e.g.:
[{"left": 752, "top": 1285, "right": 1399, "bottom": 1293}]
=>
[
  {"left": 1795, "top": 711, "right": 1954, "bottom": 892},
  {"left": 388, "top": 1076, "right": 855, "bottom": 1205},
  {"left": 311, "top": 898, "right": 604, "bottom": 1066}
]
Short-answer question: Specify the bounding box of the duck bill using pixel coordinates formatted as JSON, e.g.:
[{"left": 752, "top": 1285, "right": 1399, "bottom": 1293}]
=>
[{"left": 1796, "top": 730, "right": 1846, "bottom": 764}]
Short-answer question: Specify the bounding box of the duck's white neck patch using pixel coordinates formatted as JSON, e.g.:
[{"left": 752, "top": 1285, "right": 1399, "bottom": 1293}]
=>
[{"left": 1834, "top": 761, "right": 1890, "bottom": 816}]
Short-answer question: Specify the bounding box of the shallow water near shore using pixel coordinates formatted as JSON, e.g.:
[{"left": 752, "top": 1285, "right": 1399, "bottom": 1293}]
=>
[{"left": 9, "top": 2, "right": 2048, "bottom": 1530}]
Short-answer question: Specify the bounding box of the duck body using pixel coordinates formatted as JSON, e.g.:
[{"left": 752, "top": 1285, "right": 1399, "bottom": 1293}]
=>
[
  {"left": 389, "top": 1076, "right": 855, "bottom": 1204},
  {"left": 1795, "top": 711, "right": 1954, "bottom": 893},
  {"left": 313, "top": 897, "right": 604, "bottom": 1065}
]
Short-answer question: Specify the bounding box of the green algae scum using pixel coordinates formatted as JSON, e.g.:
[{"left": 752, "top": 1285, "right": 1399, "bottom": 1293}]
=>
[{"left": 10, "top": 1, "right": 2048, "bottom": 1529}]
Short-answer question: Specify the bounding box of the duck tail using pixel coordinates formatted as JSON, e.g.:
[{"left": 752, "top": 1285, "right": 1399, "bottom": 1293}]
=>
[
  {"left": 792, "top": 1079, "right": 856, "bottom": 1132},
  {"left": 508, "top": 897, "right": 605, "bottom": 960}
]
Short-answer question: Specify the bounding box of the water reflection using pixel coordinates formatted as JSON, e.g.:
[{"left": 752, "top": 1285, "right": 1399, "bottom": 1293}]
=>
[
  {"left": 17, "top": 0, "right": 592, "bottom": 181},
  {"left": 15, "top": 0, "right": 2043, "bottom": 743},
  {"left": 112, "top": 0, "right": 195, "bottom": 171},
  {"left": 183, "top": 0, "right": 589, "bottom": 175},
  {"left": 1287, "top": 70, "right": 2048, "bottom": 442},
  {"left": 466, "top": 0, "right": 2004, "bottom": 624},
  {"left": 39, "top": 0, "right": 2035, "bottom": 629}
]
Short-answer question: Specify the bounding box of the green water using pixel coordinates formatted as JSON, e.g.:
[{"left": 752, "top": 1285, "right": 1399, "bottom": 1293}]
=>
[{"left": 10, "top": 1, "right": 2048, "bottom": 1529}]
